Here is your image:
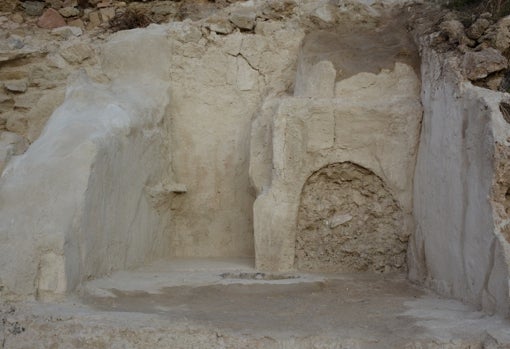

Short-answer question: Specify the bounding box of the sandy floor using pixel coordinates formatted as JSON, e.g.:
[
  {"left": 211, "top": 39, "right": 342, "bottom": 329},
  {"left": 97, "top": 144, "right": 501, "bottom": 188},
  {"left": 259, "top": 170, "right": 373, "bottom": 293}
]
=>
[{"left": 2, "top": 258, "right": 510, "bottom": 348}]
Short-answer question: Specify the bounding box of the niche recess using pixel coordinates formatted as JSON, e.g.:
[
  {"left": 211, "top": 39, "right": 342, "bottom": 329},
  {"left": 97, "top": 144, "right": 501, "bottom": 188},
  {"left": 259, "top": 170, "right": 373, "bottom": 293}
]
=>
[{"left": 295, "top": 162, "right": 407, "bottom": 273}]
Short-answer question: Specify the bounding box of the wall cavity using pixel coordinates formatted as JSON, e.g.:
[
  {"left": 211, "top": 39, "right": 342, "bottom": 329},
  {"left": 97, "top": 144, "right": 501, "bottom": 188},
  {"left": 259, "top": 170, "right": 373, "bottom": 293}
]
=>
[{"left": 295, "top": 162, "right": 406, "bottom": 273}]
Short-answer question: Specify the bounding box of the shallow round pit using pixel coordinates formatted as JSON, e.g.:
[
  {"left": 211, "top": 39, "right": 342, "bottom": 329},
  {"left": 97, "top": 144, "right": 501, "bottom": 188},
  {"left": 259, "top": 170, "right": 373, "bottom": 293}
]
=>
[{"left": 219, "top": 272, "right": 300, "bottom": 281}]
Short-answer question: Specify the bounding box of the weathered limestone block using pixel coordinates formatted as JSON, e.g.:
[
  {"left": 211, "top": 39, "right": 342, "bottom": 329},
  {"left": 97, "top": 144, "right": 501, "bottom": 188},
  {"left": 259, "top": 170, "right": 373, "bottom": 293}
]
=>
[{"left": 409, "top": 43, "right": 510, "bottom": 317}]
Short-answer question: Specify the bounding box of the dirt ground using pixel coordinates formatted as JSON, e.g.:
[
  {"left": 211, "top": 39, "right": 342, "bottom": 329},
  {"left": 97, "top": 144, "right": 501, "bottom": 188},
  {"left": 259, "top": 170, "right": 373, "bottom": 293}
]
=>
[{"left": 2, "top": 259, "right": 510, "bottom": 348}]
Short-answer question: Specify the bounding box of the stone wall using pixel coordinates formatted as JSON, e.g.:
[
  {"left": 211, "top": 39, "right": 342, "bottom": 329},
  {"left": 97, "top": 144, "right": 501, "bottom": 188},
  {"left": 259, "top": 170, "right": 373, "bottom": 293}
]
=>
[{"left": 0, "top": 22, "right": 102, "bottom": 174}]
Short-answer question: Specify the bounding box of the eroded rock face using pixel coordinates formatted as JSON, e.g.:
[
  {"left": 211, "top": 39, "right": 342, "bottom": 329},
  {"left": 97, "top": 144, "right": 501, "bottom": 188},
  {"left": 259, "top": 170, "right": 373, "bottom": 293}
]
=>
[
  {"left": 295, "top": 162, "right": 406, "bottom": 273},
  {"left": 409, "top": 38, "right": 510, "bottom": 317}
]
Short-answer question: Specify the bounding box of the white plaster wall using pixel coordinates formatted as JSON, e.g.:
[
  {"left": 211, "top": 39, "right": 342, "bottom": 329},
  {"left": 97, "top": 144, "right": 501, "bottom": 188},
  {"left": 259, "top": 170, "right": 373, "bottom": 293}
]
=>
[{"left": 409, "top": 45, "right": 510, "bottom": 316}]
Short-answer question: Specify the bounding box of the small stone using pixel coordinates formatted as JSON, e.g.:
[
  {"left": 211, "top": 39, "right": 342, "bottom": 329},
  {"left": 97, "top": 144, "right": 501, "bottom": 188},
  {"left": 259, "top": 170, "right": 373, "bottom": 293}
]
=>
[
  {"left": 261, "top": 0, "right": 295, "bottom": 20},
  {"left": 440, "top": 20, "right": 474, "bottom": 46},
  {"left": 46, "top": 0, "right": 64, "bottom": 10},
  {"left": 0, "top": 92, "right": 11, "bottom": 104},
  {"left": 0, "top": 1, "right": 17, "bottom": 12},
  {"left": 63, "top": 0, "right": 78, "bottom": 7},
  {"left": 4, "top": 79, "right": 28, "bottom": 93},
  {"left": 87, "top": 11, "right": 100, "bottom": 29},
  {"left": 329, "top": 214, "right": 353, "bottom": 229},
  {"left": 493, "top": 15, "right": 510, "bottom": 52},
  {"left": 59, "top": 43, "right": 92, "bottom": 64},
  {"left": 37, "top": 8, "right": 67, "bottom": 29},
  {"left": 466, "top": 18, "right": 491, "bottom": 40},
  {"left": 67, "top": 18, "right": 84, "bottom": 29},
  {"left": 7, "top": 36, "right": 24, "bottom": 50},
  {"left": 96, "top": 1, "right": 112, "bottom": 8},
  {"left": 229, "top": 8, "right": 256, "bottom": 30},
  {"left": 51, "top": 25, "right": 82, "bottom": 38},
  {"left": 99, "top": 7, "right": 115, "bottom": 22},
  {"left": 46, "top": 52, "right": 69, "bottom": 69},
  {"left": 486, "top": 75, "right": 503, "bottom": 90},
  {"left": 10, "top": 13, "right": 24, "bottom": 24},
  {"left": 463, "top": 48, "right": 508, "bottom": 80},
  {"left": 206, "top": 17, "right": 234, "bottom": 34},
  {"left": 58, "top": 6, "right": 80, "bottom": 18},
  {"left": 480, "top": 12, "right": 492, "bottom": 20},
  {"left": 22, "top": 1, "right": 45, "bottom": 17}
]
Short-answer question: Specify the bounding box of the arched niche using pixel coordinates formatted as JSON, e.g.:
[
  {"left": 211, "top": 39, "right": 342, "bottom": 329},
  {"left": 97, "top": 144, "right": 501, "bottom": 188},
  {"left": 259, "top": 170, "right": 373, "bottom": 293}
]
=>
[{"left": 295, "top": 162, "right": 408, "bottom": 273}]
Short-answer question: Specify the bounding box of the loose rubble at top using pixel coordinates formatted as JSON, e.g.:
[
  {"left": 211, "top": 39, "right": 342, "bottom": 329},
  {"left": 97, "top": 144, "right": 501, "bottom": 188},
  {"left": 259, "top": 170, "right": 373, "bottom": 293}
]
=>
[{"left": 432, "top": 6, "right": 510, "bottom": 91}]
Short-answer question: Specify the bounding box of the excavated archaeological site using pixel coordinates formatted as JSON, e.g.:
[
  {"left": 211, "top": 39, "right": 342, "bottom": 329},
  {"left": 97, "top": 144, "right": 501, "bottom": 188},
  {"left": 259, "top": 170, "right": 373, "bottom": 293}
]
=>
[{"left": 1, "top": 0, "right": 510, "bottom": 347}]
